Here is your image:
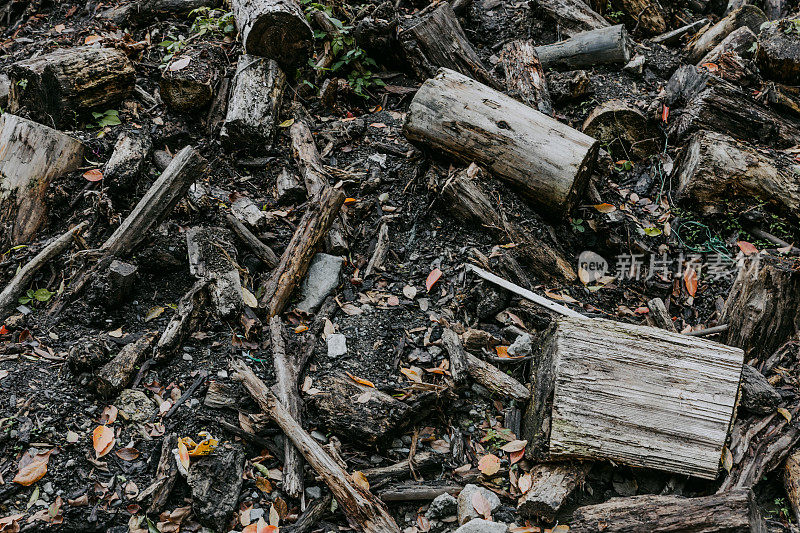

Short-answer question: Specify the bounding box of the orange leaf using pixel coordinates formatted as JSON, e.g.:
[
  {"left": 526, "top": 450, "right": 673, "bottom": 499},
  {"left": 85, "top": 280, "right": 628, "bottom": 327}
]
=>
[
  {"left": 700, "top": 62, "right": 718, "bottom": 72},
  {"left": 13, "top": 460, "right": 47, "bottom": 486},
  {"left": 737, "top": 241, "right": 759, "bottom": 256},
  {"left": 0, "top": 325, "right": 8, "bottom": 335},
  {"left": 346, "top": 372, "right": 375, "bottom": 388},
  {"left": 83, "top": 169, "right": 103, "bottom": 182},
  {"left": 593, "top": 203, "right": 616, "bottom": 213},
  {"left": 509, "top": 449, "right": 524, "bottom": 465},
  {"left": 426, "top": 268, "right": 442, "bottom": 292},
  {"left": 294, "top": 325, "right": 308, "bottom": 333},
  {"left": 84, "top": 35, "right": 103, "bottom": 45},
  {"left": 92, "top": 425, "right": 115, "bottom": 458},
  {"left": 495, "top": 345, "right": 509, "bottom": 358},
  {"left": 683, "top": 266, "right": 698, "bottom": 297},
  {"left": 351, "top": 471, "right": 370, "bottom": 491},
  {"left": 477, "top": 453, "right": 501, "bottom": 476},
  {"left": 115, "top": 447, "right": 140, "bottom": 461},
  {"left": 344, "top": 197, "right": 357, "bottom": 205}
]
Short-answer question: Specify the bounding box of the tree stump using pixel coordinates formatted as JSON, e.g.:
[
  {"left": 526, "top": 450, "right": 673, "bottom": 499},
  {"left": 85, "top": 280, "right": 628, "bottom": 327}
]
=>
[
  {"left": 581, "top": 100, "right": 659, "bottom": 159},
  {"left": 8, "top": 46, "right": 134, "bottom": 128},
  {"left": 536, "top": 25, "right": 631, "bottom": 70},
  {"left": 758, "top": 18, "right": 800, "bottom": 84},
  {"left": 160, "top": 45, "right": 225, "bottom": 112},
  {"left": 231, "top": 0, "right": 312, "bottom": 66}
]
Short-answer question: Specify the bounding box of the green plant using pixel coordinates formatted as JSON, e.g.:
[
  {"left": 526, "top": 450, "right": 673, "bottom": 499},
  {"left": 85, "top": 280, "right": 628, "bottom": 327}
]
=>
[
  {"left": 614, "top": 159, "right": 633, "bottom": 172},
  {"left": 570, "top": 218, "right": 586, "bottom": 233},
  {"left": 159, "top": 35, "right": 187, "bottom": 63},
  {"left": 16, "top": 79, "right": 28, "bottom": 90},
  {"left": 605, "top": 2, "right": 624, "bottom": 22},
  {"left": 189, "top": 7, "right": 235, "bottom": 36},
  {"left": 18, "top": 288, "right": 54, "bottom": 305},
  {"left": 91, "top": 109, "right": 121, "bottom": 128}
]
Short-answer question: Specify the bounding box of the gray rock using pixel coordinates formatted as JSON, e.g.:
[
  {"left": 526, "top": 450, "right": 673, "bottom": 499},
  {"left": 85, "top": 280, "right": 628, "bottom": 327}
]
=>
[
  {"left": 426, "top": 493, "right": 458, "bottom": 519},
  {"left": 305, "top": 486, "right": 322, "bottom": 500},
  {"left": 507, "top": 333, "right": 532, "bottom": 357},
  {"left": 455, "top": 519, "right": 508, "bottom": 533},
  {"left": 115, "top": 389, "right": 156, "bottom": 422},
  {"left": 188, "top": 443, "right": 245, "bottom": 532},
  {"left": 457, "top": 485, "right": 501, "bottom": 525},
  {"left": 276, "top": 168, "right": 306, "bottom": 205},
  {"left": 296, "top": 253, "right": 344, "bottom": 313},
  {"left": 623, "top": 54, "right": 645, "bottom": 76},
  {"left": 327, "top": 333, "right": 347, "bottom": 358},
  {"left": 153, "top": 150, "right": 173, "bottom": 171}
]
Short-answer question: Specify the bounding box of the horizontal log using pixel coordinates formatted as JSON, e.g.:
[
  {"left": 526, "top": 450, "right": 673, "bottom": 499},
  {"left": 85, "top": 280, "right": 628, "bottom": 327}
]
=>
[
  {"left": 536, "top": 25, "right": 631, "bottom": 70},
  {"left": 687, "top": 5, "right": 767, "bottom": 62},
  {"left": 532, "top": 0, "right": 610, "bottom": 37}
]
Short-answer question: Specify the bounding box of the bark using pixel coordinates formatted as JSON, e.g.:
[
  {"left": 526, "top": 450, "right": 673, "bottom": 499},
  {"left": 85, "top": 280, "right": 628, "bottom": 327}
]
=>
[
  {"left": 93, "top": 332, "right": 158, "bottom": 398},
  {"left": 137, "top": 433, "right": 179, "bottom": 514},
  {"left": 364, "top": 218, "right": 390, "bottom": 278},
  {"left": 378, "top": 484, "right": 462, "bottom": 501},
  {"left": 361, "top": 452, "right": 438, "bottom": 488},
  {"left": 290, "top": 109, "right": 330, "bottom": 198},
  {"left": 103, "top": 130, "right": 153, "bottom": 200},
  {"left": 156, "top": 280, "right": 210, "bottom": 360},
  {"left": 570, "top": 489, "right": 765, "bottom": 533},
  {"left": 687, "top": 5, "right": 767, "bottom": 62},
  {"left": 739, "top": 364, "right": 781, "bottom": 416},
  {"left": 698, "top": 26, "right": 757, "bottom": 66},
  {"left": 8, "top": 46, "right": 135, "bottom": 128},
  {"left": 0, "top": 114, "right": 85, "bottom": 245},
  {"left": 536, "top": 25, "right": 631, "bottom": 70},
  {"left": 258, "top": 187, "right": 345, "bottom": 317},
  {"left": 466, "top": 352, "right": 530, "bottom": 401},
  {"left": 609, "top": 0, "right": 667, "bottom": 35},
  {"left": 404, "top": 68, "right": 599, "bottom": 220},
  {"left": 721, "top": 255, "right": 800, "bottom": 362},
  {"left": 101, "top": 146, "right": 208, "bottom": 257},
  {"left": 186, "top": 227, "right": 244, "bottom": 318},
  {"left": 284, "top": 492, "right": 333, "bottom": 533},
  {"left": 231, "top": 0, "right": 313, "bottom": 66},
  {"left": 645, "top": 297, "right": 677, "bottom": 332},
  {"left": 764, "top": 0, "right": 786, "bottom": 20},
  {"left": 399, "top": 3, "right": 500, "bottom": 89},
  {"left": 160, "top": 45, "right": 225, "bottom": 112},
  {"left": 532, "top": 0, "right": 610, "bottom": 37},
  {"left": 522, "top": 316, "right": 744, "bottom": 479},
  {"left": 99, "top": 0, "right": 223, "bottom": 26},
  {"left": 231, "top": 360, "right": 402, "bottom": 533},
  {"left": 784, "top": 448, "right": 800, "bottom": 523},
  {"left": 760, "top": 81, "right": 800, "bottom": 119},
  {"left": 581, "top": 99, "right": 659, "bottom": 159},
  {"left": 441, "top": 328, "right": 469, "bottom": 387},
  {"left": 672, "top": 130, "right": 800, "bottom": 219},
  {"left": 758, "top": 19, "right": 800, "bottom": 84},
  {"left": 221, "top": 55, "right": 286, "bottom": 151},
  {"left": 517, "top": 462, "right": 592, "bottom": 520},
  {"left": 500, "top": 40, "right": 553, "bottom": 115}
]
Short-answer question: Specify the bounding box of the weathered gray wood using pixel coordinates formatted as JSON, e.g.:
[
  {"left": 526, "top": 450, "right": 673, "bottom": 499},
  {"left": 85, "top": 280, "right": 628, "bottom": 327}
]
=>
[
  {"left": 764, "top": 0, "right": 786, "bottom": 19},
  {"left": 403, "top": 68, "right": 599, "bottom": 219},
  {"left": 524, "top": 316, "right": 744, "bottom": 479},
  {"left": 100, "top": 0, "right": 222, "bottom": 26},
  {"left": 646, "top": 297, "right": 676, "bottom": 332},
  {"left": 758, "top": 19, "right": 800, "bottom": 84},
  {"left": 500, "top": 40, "right": 552, "bottom": 115},
  {"left": 687, "top": 5, "right": 767, "bottom": 62},
  {"left": 673, "top": 130, "right": 800, "bottom": 219},
  {"left": 156, "top": 280, "right": 210, "bottom": 360},
  {"left": 221, "top": 55, "right": 286, "bottom": 151},
  {"left": 517, "top": 462, "right": 591, "bottom": 520},
  {"left": 533, "top": 0, "right": 610, "bottom": 37},
  {"left": 101, "top": 146, "right": 208, "bottom": 257},
  {"left": 466, "top": 352, "right": 530, "bottom": 402},
  {"left": 8, "top": 46, "right": 134, "bottom": 127},
  {"left": 231, "top": 0, "right": 312, "bottom": 66},
  {"left": 104, "top": 130, "right": 153, "bottom": 198},
  {"left": 94, "top": 332, "right": 158, "bottom": 398},
  {"left": 697, "top": 26, "right": 757, "bottom": 66},
  {"left": 399, "top": 3, "right": 499, "bottom": 89},
  {"left": 442, "top": 328, "right": 469, "bottom": 387},
  {"left": 186, "top": 227, "right": 244, "bottom": 318},
  {"left": 225, "top": 212, "right": 279, "bottom": 268},
  {"left": 137, "top": 433, "right": 179, "bottom": 514},
  {"left": 740, "top": 364, "right": 781, "bottom": 415},
  {"left": 0, "top": 114, "right": 85, "bottom": 245},
  {"left": 651, "top": 18, "right": 708, "bottom": 46},
  {"left": 570, "top": 489, "right": 765, "bottom": 533},
  {"left": 289, "top": 109, "right": 330, "bottom": 198},
  {"left": 536, "top": 25, "right": 631, "bottom": 70},
  {"left": 784, "top": 448, "right": 800, "bottom": 523}
]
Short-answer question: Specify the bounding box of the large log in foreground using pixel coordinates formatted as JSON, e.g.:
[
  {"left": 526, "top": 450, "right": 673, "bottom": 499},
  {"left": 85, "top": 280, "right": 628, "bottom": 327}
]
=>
[
  {"left": 8, "top": 46, "right": 134, "bottom": 128},
  {"left": 523, "top": 316, "right": 744, "bottom": 479},
  {"left": 569, "top": 489, "right": 765, "bottom": 533},
  {"left": 231, "top": 0, "right": 312, "bottom": 66},
  {"left": 535, "top": 25, "right": 631, "bottom": 70},
  {"left": 404, "top": 68, "right": 599, "bottom": 219},
  {"left": 0, "top": 114, "right": 85, "bottom": 245}
]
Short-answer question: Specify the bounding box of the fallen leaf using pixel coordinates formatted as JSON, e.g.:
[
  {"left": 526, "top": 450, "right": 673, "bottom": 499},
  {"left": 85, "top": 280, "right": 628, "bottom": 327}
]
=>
[
  {"left": 346, "top": 372, "right": 375, "bottom": 388},
  {"left": 294, "top": 324, "right": 308, "bottom": 333},
  {"left": 255, "top": 476, "right": 272, "bottom": 494},
  {"left": 683, "top": 266, "right": 698, "bottom": 297},
  {"left": 93, "top": 425, "right": 115, "bottom": 458},
  {"left": 477, "top": 454, "right": 501, "bottom": 476},
  {"left": 99, "top": 405, "right": 118, "bottom": 425},
  {"left": 509, "top": 449, "right": 524, "bottom": 465},
  {"left": 425, "top": 268, "right": 442, "bottom": 292},
  {"left": 387, "top": 295, "right": 400, "bottom": 306},
  {"left": 278, "top": 118, "right": 295, "bottom": 128},
  {"left": 471, "top": 491, "right": 492, "bottom": 519},
  {"left": 83, "top": 169, "right": 103, "bottom": 182},
  {"left": 13, "top": 460, "right": 47, "bottom": 486},
  {"left": 177, "top": 441, "right": 190, "bottom": 471},
  {"left": 500, "top": 440, "right": 527, "bottom": 453},
  {"left": 518, "top": 472, "right": 533, "bottom": 494},
  {"left": 369, "top": 122, "right": 387, "bottom": 128},
  {"left": 115, "top": 447, "right": 140, "bottom": 461},
  {"left": 400, "top": 367, "right": 422, "bottom": 383},
  {"left": 144, "top": 306, "right": 165, "bottom": 322},
  {"left": 778, "top": 407, "right": 792, "bottom": 423},
  {"left": 721, "top": 446, "right": 733, "bottom": 472},
  {"left": 351, "top": 471, "right": 370, "bottom": 491},
  {"left": 737, "top": 241, "right": 759, "bottom": 256},
  {"left": 169, "top": 56, "right": 191, "bottom": 71},
  {"left": 108, "top": 328, "right": 123, "bottom": 338},
  {"left": 495, "top": 345, "right": 509, "bottom": 358},
  {"left": 593, "top": 203, "right": 616, "bottom": 213},
  {"left": 242, "top": 287, "right": 258, "bottom": 308},
  {"left": 269, "top": 503, "right": 280, "bottom": 526},
  {"left": 84, "top": 34, "right": 103, "bottom": 44}
]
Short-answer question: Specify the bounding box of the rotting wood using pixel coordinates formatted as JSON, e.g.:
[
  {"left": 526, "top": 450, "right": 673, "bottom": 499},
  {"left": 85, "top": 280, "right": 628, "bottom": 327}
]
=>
[
  {"left": 101, "top": 146, "right": 208, "bottom": 257},
  {"left": 646, "top": 297, "right": 677, "bottom": 332},
  {"left": 570, "top": 489, "right": 765, "bottom": 533},
  {"left": 258, "top": 187, "right": 345, "bottom": 317},
  {"left": 466, "top": 352, "right": 530, "bottom": 402},
  {"left": 362, "top": 452, "right": 438, "bottom": 489},
  {"left": 231, "top": 0, "right": 313, "bottom": 66},
  {"left": 697, "top": 26, "right": 757, "bottom": 67},
  {"left": 225, "top": 213, "right": 279, "bottom": 269},
  {"left": 290, "top": 109, "right": 330, "bottom": 198},
  {"left": 404, "top": 68, "right": 599, "bottom": 220},
  {"left": 0, "top": 222, "right": 88, "bottom": 320},
  {"left": 739, "top": 364, "right": 781, "bottom": 416},
  {"left": 758, "top": 19, "right": 800, "bottom": 84},
  {"left": 532, "top": 0, "right": 610, "bottom": 37},
  {"left": 160, "top": 45, "right": 225, "bottom": 112},
  {"left": 231, "top": 359, "right": 402, "bottom": 533},
  {"left": 378, "top": 483, "right": 462, "bottom": 501},
  {"left": 156, "top": 280, "right": 210, "bottom": 360},
  {"left": 94, "top": 332, "right": 158, "bottom": 398},
  {"left": 784, "top": 448, "right": 800, "bottom": 522},
  {"left": 610, "top": 0, "right": 667, "bottom": 34},
  {"left": 284, "top": 492, "right": 333, "bottom": 533},
  {"left": 500, "top": 40, "right": 552, "bottom": 115},
  {"left": 517, "top": 462, "right": 592, "bottom": 520},
  {"left": 651, "top": 18, "right": 708, "bottom": 45},
  {"left": 364, "top": 218, "right": 390, "bottom": 278},
  {"left": 8, "top": 46, "right": 134, "bottom": 128},
  {"left": 0, "top": 114, "right": 85, "bottom": 245},
  {"left": 137, "top": 433, "right": 179, "bottom": 514},
  {"left": 103, "top": 130, "right": 153, "bottom": 201},
  {"left": 687, "top": 5, "right": 767, "bottom": 62},
  {"left": 582, "top": 99, "right": 659, "bottom": 159},
  {"left": 441, "top": 328, "right": 469, "bottom": 387},
  {"left": 99, "top": 0, "right": 222, "bottom": 26},
  {"left": 221, "top": 55, "right": 286, "bottom": 151},
  {"left": 536, "top": 25, "right": 631, "bottom": 70},
  {"left": 186, "top": 226, "right": 245, "bottom": 318},
  {"left": 399, "top": 3, "right": 500, "bottom": 89},
  {"left": 522, "top": 316, "right": 744, "bottom": 479}
]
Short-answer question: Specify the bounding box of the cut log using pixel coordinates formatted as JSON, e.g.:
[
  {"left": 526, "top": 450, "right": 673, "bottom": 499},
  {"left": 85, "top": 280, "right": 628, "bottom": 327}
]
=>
[
  {"left": 517, "top": 462, "right": 592, "bottom": 520},
  {"left": 225, "top": 213, "right": 279, "bottom": 269},
  {"left": 0, "top": 114, "right": 85, "bottom": 245},
  {"left": 569, "top": 489, "right": 765, "bottom": 533},
  {"left": 441, "top": 328, "right": 469, "bottom": 387},
  {"left": 404, "top": 68, "right": 599, "bottom": 220},
  {"left": 739, "top": 364, "right": 781, "bottom": 415},
  {"left": 186, "top": 227, "right": 245, "bottom": 318},
  {"left": 0, "top": 222, "right": 87, "bottom": 320},
  {"left": 231, "top": 360, "right": 402, "bottom": 533},
  {"left": 758, "top": 19, "right": 800, "bottom": 84},
  {"left": 609, "top": 0, "right": 667, "bottom": 35},
  {"left": 522, "top": 316, "right": 744, "bottom": 479},
  {"left": 532, "top": 0, "right": 610, "bottom": 37},
  {"left": 581, "top": 100, "right": 659, "bottom": 159},
  {"left": 258, "top": 187, "right": 345, "bottom": 317},
  {"left": 103, "top": 129, "right": 153, "bottom": 200},
  {"left": 721, "top": 255, "right": 800, "bottom": 361},
  {"left": 8, "top": 46, "right": 134, "bottom": 128},
  {"left": 466, "top": 352, "right": 530, "bottom": 402},
  {"left": 231, "top": 0, "right": 313, "bottom": 66},
  {"left": 500, "top": 40, "right": 553, "bottom": 115},
  {"left": 536, "top": 25, "right": 631, "bottom": 70},
  {"left": 697, "top": 26, "right": 757, "bottom": 66},
  {"left": 674, "top": 130, "right": 800, "bottom": 220},
  {"left": 651, "top": 18, "right": 709, "bottom": 45},
  {"left": 687, "top": 5, "right": 767, "bottom": 62},
  {"left": 220, "top": 55, "right": 286, "bottom": 151},
  {"left": 100, "top": 0, "right": 222, "bottom": 26},
  {"left": 94, "top": 332, "right": 158, "bottom": 398},
  {"left": 784, "top": 448, "right": 800, "bottom": 523},
  {"left": 101, "top": 146, "right": 208, "bottom": 257},
  {"left": 137, "top": 433, "right": 179, "bottom": 514},
  {"left": 160, "top": 45, "right": 225, "bottom": 112},
  {"left": 399, "top": 3, "right": 500, "bottom": 89},
  {"left": 156, "top": 280, "right": 210, "bottom": 360}
]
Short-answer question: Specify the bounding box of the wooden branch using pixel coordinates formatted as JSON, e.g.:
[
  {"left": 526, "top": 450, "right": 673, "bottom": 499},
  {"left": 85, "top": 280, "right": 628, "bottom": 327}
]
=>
[
  {"left": 651, "top": 18, "right": 708, "bottom": 45},
  {"left": 231, "top": 359, "right": 401, "bottom": 533},
  {"left": 231, "top": 0, "right": 313, "bottom": 66},
  {"left": 0, "top": 222, "right": 87, "bottom": 320},
  {"left": 289, "top": 109, "right": 330, "bottom": 198},
  {"left": 361, "top": 452, "right": 438, "bottom": 489},
  {"left": 94, "top": 332, "right": 158, "bottom": 398},
  {"left": 441, "top": 328, "right": 469, "bottom": 387},
  {"left": 364, "top": 218, "right": 390, "bottom": 278},
  {"left": 186, "top": 226, "right": 244, "bottom": 318},
  {"left": 784, "top": 448, "right": 800, "bottom": 523},
  {"left": 258, "top": 187, "right": 345, "bottom": 317},
  {"left": 101, "top": 146, "right": 208, "bottom": 257},
  {"left": 378, "top": 483, "right": 462, "bottom": 501},
  {"left": 225, "top": 213, "right": 278, "bottom": 269},
  {"left": 284, "top": 492, "right": 333, "bottom": 533},
  {"left": 687, "top": 5, "right": 766, "bottom": 63},
  {"left": 536, "top": 25, "right": 631, "bottom": 70},
  {"left": 645, "top": 297, "right": 677, "bottom": 332},
  {"left": 137, "top": 433, "right": 179, "bottom": 514},
  {"left": 156, "top": 280, "right": 209, "bottom": 360},
  {"left": 500, "top": 40, "right": 552, "bottom": 115},
  {"left": 466, "top": 352, "right": 529, "bottom": 401}
]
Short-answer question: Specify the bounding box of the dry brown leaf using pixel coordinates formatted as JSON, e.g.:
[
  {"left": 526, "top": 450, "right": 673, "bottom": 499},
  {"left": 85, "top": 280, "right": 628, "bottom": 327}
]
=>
[
  {"left": 12, "top": 460, "right": 47, "bottom": 486},
  {"left": 351, "top": 471, "right": 370, "bottom": 491},
  {"left": 426, "top": 268, "right": 442, "bottom": 292},
  {"left": 500, "top": 440, "right": 527, "bottom": 453},
  {"left": 778, "top": 407, "right": 792, "bottom": 423},
  {"left": 472, "top": 491, "right": 492, "bottom": 519},
  {"left": 92, "top": 425, "right": 115, "bottom": 458},
  {"left": 346, "top": 372, "right": 375, "bottom": 388},
  {"left": 115, "top": 447, "right": 140, "bottom": 461},
  {"left": 477, "top": 454, "right": 501, "bottom": 476},
  {"left": 518, "top": 472, "right": 533, "bottom": 494}
]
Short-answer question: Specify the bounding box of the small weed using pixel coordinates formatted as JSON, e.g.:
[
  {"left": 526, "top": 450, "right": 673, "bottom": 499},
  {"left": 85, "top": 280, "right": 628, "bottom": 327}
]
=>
[
  {"left": 91, "top": 109, "right": 121, "bottom": 128},
  {"left": 16, "top": 78, "right": 28, "bottom": 90},
  {"left": 159, "top": 35, "right": 187, "bottom": 63},
  {"left": 570, "top": 218, "right": 586, "bottom": 233},
  {"left": 18, "top": 288, "right": 54, "bottom": 305},
  {"left": 189, "top": 7, "right": 235, "bottom": 37}
]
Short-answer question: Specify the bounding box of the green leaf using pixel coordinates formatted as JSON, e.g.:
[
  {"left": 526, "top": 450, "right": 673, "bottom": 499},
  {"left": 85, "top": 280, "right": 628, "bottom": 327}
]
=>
[
  {"left": 33, "top": 288, "right": 54, "bottom": 302},
  {"left": 643, "top": 227, "right": 663, "bottom": 237}
]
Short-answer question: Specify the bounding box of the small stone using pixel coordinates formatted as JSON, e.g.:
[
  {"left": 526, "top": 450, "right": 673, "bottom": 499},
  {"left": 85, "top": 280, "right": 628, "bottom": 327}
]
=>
[
  {"left": 42, "top": 482, "right": 54, "bottom": 495},
  {"left": 455, "top": 518, "right": 508, "bottom": 533},
  {"left": 457, "top": 485, "right": 501, "bottom": 525},
  {"left": 311, "top": 430, "right": 327, "bottom": 443},
  {"left": 115, "top": 389, "right": 156, "bottom": 423},
  {"left": 182, "top": 353, "right": 193, "bottom": 361},
  {"left": 153, "top": 150, "right": 173, "bottom": 171},
  {"left": 426, "top": 493, "right": 457, "bottom": 519},
  {"left": 296, "top": 254, "right": 344, "bottom": 314},
  {"left": 507, "top": 333, "right": 532, "bottom": 357},
  {"left": 623, "top": 54, "right": 645, "bottom": 75},
  {"left": 217, "top": 370, "right": 228, "bottom": 379},
  {"left": 304, "top": 486, "right": 322, "bottom": 500},
  {"left": 327, "top": 333, "right": 347, "bottom": 358}
]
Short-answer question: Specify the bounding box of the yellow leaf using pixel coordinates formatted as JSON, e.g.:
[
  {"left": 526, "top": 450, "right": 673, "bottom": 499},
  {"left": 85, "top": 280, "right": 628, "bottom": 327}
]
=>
[
  {"left": 778, "top": 407, "right": 792, "bottom": 423},
  {"left": 346, "top": 372, "right": 375, "bottom": 388},
  {"left": 278, "top": 118, "right": 295, "bottom": 128},
  {"left": 477, "top": 454, "right": 501, "bottom": 476},
  {"left": 593, "top": 203, "right": 616, "bottom": 213},
  {"left": 92, "top": 425, "right": 115, "bottom": 458},
  {"left": 400, "top": 367, "right": 422, "bottom": 383}
]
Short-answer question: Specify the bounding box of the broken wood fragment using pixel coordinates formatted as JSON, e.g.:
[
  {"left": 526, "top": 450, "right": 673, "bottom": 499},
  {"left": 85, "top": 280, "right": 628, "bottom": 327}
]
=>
[
  {"left": 758, "top": 19, "right": 800, "bottom": 84},
  {"left": 784, "top": 448, "right": 800, "bottom": 523},
  {"left": 697, "top": 26, "right": 757, "bottom": 67},
  {"left": 536, "top": 25, "right": 631, "bottom": 70},
  {"left": 517, "top": 462, "right": 592, "bottom": 520},
  {"left": 582, "top": 99, "right": 659, "bottom": 159},
  {"left": 103, "top": 130, "right": 153, "bottom": 201},
  {"left": 532, "top": 0, "right": 610, "bottom": 37},
  {"left": 231, "top": 0, "right": 313, "bottom": 66},
  {"left": 404, "top": 68, "right": 599, "bottom": 220},
  {"left": 94, "top": 332, "right": 158, "bottom": 398},
  {"left": 225, "top": 213, "right": 279, "bottom": 269},
  {"left": 0, "top": 114, "right": 85, "bottom": 245},
  {"left": 651, "top": 18, "right": 709, "bottom": 45},
  {"left": 687, "top": 5, "right": 767, "bottom": 62},
  {"left": 187, "top": 226, "right": 245, "bottom": 318},
  {"left": 100, "top": 0, "right": 222, "bottom": 26},
  {"left": 466, "top": 352, "right": 529, "bottom": 402},
  {"left": 441, "top": 328, "right": 469, "bottom": 387},
  {"left": 379, "top": 483, "right": 462, "bottom": 501},
  {"left": 739, "top": 364, "right": 781, "bottom": 416},
  {"left": 645, "top": 297, "right": 676, "bottom": 332},
  {"left": 231, "top": 359, "right": 402, "bottom": 533},
  {"left": 156, "top": 280, "right": 210, "bottom": 360},
  {"left": 609, "top": 0, "right": 666, "bottom": 34},
  {"left": 290, "top": 111, "right": 330, "bottom": 198},
  {"left": 137, "top": 433, "right": 179, "bottom": 514},
  {"left": 362, "top": 452, "right": 438, "bottom": 489},
  {"left": 160, "top": 45, "right": 225, "bottom": 112},
  {"left": 500, "top": 40, "right": 552, "bottom": 115}
]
